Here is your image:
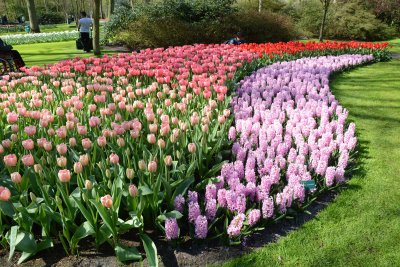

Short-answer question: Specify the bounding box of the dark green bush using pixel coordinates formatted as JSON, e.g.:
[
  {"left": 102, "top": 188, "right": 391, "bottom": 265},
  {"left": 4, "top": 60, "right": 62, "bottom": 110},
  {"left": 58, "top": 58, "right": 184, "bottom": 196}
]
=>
[
  {"left": 328, "top": 2, "right": 397, "bottom": 41},
  {"left": 114, "top": 9, "right": 296, "bottom": 49},
  {"left": 39, "top": 12, "right": 64, "bottom": 25}
]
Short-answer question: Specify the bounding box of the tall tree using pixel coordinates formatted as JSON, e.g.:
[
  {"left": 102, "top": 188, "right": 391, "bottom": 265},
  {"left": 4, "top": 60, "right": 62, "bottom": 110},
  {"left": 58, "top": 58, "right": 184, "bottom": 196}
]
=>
[
  {"left": 319, "top": 0, "right": 331, "bottom": 41},
  {"left": 108, "top": 0, "right": 114, "bottom": 17},
  {"left": 93, "top": 0, "right": 101, "bottom": 55},
  {"left": 26, "top": 0, "right": 40, "bottom": 33},
  {"left": 258, "top": 0, "right": 262, "bottom": 12}
]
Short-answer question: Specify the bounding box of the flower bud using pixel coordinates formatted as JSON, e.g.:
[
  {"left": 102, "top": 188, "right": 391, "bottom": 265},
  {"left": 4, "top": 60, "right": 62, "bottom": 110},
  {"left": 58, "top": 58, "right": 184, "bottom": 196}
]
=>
[
  {"left": 188, "top": 143, "right": 196, "bottom": 154},
  {"left": 11, "top": 172, "right": 22, "bottom": 184},
  {"left": 138, "top": 160, "right": 146, "bottom": 171},
  {"left": 158, "top": 139, "right": 166, "bottom": 149},
  {"left": 148, "top": 161, "right": 157, "bottom": 173},
  {"left": 34, "top": 164, "right": 43, "bottom": 174},
  {"left": 74, "top": 162, "right": 83, "bottom": 174},
  {"left": 126, "top": 168, "right": 135, "bottom": 179},
  {"left": 129, "top": 184, "right": 138, "bottom": 198},
  {"left": 85, "top": 179, "right": 93, "bottom": 190},
  {"left": 106, "top": 169, "right": 112, "bottom": 178},
  {"left": 117, "top": 138, "right": 125, "bottom": 147},
  {"left": 57, "top": 156, "right": 67, "bottom": 168},
  {"left": 164, "top": 155, "right": 173, "bottom": 166}
]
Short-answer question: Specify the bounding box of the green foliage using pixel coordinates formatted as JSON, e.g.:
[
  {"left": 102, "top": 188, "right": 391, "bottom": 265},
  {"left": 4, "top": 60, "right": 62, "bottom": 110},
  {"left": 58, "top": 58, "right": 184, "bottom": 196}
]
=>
[
  {"left": 103, "top": 4, "right": 137, "bottom": 43},
  {"left": 38, "top": 12, "right": 65, "bottom": 25},
  {"left": 328, "top": 1, "right": 397, "bottom": 41},
  {"left": 112, "top": 9, "right": 296, "bottom": 49}
]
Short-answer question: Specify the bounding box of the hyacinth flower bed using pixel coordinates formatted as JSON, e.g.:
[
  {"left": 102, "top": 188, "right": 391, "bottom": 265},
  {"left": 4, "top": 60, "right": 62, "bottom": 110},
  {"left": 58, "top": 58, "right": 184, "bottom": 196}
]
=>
[
  {"left": 0, "top": 41, "right": 388, "bottom": 264},
  {"left": 0, "top": 31, "right": 79, "bottom": 45}
]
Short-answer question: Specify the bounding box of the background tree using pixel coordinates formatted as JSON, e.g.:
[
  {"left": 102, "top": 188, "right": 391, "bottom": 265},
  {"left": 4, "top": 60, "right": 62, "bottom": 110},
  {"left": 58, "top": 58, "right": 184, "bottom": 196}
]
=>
[
  {"left": 319, "top": 0, "right": 331, "bottom": 41},
  {"left": 26, "top": 0, "right": 40, "bottom": 32},
  {"left": 108, "top": 0, "right": 114, "bottom": 17},
  {"left": 93, "top": 0, "right": 100, "bottom": 55}
]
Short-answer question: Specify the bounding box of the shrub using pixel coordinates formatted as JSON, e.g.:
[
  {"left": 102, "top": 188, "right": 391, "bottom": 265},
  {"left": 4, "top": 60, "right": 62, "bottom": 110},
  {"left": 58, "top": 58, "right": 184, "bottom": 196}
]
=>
[
  {"left": 328, "top": 2, "right": 397, "bottom": 41},
  {"left": 114, "top": 9, "right": 296, "bottom": 49},
  {"left": 39, "top": 12, "right": 65, "bottom": 25}
]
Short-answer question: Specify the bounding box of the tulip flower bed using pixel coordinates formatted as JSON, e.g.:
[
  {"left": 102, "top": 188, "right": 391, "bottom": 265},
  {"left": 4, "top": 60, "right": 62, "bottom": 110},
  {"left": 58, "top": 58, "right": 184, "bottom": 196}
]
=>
[{"left": 0, "top": 41, "right": 386, "bottom": 264}]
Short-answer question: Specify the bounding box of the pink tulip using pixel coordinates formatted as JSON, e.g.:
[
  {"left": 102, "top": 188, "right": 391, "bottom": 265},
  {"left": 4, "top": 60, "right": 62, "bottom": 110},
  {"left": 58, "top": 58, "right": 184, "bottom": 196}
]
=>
[
  {"left": 188, "top": 143, "right": 197, "bottom": 154},
  {"left": 109, "top": 153, "right": 120, "bottom": 165},
  {"left": 2, "top": 139, "right": 11, "bottom": 148},
  {"left": 0, "top": 186, "right": 11, "bottom": 201},
  {"left": 129, "top": 184, "right": 138, "bottom": 198},
  {"left": 7, "top": 112, "right": 18, "bottom": 124},
  {"left": 43, "top": 141, "right": 53, "bottom": 152},
  {"left": 58, "top": 169, "right": 71, "bottom": 183},
  {"left": 147, "top": 134, "right": 156, "bottom": 144},
  {"left": 0, "top": 144, "right": 4, "bottom": 154},
  {"left": 21, "top": 154, "right": 34, "bottom": 166},
  {"left": 11, "top": 125, "right": 19, "bottom": 133},
  {"left": 74, "top": 162, "right": 83, "bottom": 174},
  {"left": 148, "top": 161, "right": 157, "bottom": 173},
  {"left": 77, "top": 125, "right": 87, "bottom": 135},
  {"left": 22, "top": 139, "right": 35, "bottom": 150},
  {"left": 101, "top": 194, "right": 113, "bottom": 208},
  {"left": 82, "top": 138, "right": 92, "bottom": 150},
  {"left": 56, "top": 143, "right": 68, "bottom": 155},
  {"left": 164, "top": 155, "right": 173, "bottom": 166},
  {"left": 24, "top": 125, "right": 37, "bottom": 136},
  {"left": 57, "top": 157, "right": 67, "bottom": 168},
  {"left": 97, "top": 136, "right": 107, "bottom": 147},
  {"left": 79, "top": 154, "right": 89, "bottom": 166},
  {"left": 56, "top": 127, "right": 67, "bottom": 138},
  {"left": 10, "top": 172, "right": 22, "bottom": 184},
  {"left": 3, "top": 154, "right": 17, "bottom": 167},
  {"left": 69, "top": 137, "right": 77, "bottom": 147}
]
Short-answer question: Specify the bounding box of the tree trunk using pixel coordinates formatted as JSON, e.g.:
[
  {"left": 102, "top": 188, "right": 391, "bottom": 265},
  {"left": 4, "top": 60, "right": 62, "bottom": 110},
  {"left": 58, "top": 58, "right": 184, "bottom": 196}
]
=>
[
  {"left": 26, "top": 0, "right": 40, "bottom": 33},
  {"left": 319, "top": 0, "right": 330, "bottom": 41},
  {"left": 108, "top": 0, "right": 114, "bottom": 18},
  {"left": 258, "top": 0, "right": 262, "bottom": 13},
  {"left": 93, "top": 0, "right": 101, "bottom": 55}
]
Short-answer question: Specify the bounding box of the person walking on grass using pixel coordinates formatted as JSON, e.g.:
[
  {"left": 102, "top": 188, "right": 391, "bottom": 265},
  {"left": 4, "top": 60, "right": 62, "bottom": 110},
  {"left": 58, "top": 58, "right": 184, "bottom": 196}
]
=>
[{"left": 78, "top": 11, "right": 93, "bottom": 53}]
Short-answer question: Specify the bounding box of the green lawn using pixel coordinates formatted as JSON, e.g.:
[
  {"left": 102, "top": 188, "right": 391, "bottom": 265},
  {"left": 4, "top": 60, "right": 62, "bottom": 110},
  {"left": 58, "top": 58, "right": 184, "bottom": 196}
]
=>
[
  {"left": 388, "top": 38, "right": 400, "bottom": 53},
  {"left": 14, "top": 40, "right": 117, "bottom": 67},
  {"left": 224, "top": 58, "right": 400, "bottom": 266}
]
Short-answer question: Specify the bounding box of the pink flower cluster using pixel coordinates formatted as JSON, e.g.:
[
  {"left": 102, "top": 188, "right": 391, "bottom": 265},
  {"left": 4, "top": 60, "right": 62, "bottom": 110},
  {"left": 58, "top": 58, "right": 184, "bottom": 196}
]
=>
[{"left": 180, "top": 54, "right": 373, "bottom": 238}]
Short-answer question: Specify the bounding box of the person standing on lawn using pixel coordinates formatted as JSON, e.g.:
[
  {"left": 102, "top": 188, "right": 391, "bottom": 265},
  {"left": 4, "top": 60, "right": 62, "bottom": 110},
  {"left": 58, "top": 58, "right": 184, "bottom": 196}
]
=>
[{"left": 78, "top": 11, "right": 93, "bottom": 53}]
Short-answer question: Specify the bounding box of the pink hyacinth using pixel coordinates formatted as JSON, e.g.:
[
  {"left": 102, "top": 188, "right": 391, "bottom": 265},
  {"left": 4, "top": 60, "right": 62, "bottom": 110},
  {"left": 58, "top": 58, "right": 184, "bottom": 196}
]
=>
[
  {"left": 165, "top": 218, "right": 179, "bottom": 240},
  {"left": 248, "top": 209, "right": 261, "bottom": 226},
  {"left": 194, "top": 215, "right": 208, "bottom": 239},
  {"left": 227, "top": 213, "right": 245, "bottom": 237}
]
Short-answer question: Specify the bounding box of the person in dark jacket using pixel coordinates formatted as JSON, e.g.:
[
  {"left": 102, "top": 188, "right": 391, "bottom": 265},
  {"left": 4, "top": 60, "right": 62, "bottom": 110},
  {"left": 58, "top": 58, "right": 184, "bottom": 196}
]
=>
[
  {"left": 225, "top": 32, "right": 246, "bottom": 45},
  {"left": 0, "top": 38, "right": 25, "bottom": 70}
]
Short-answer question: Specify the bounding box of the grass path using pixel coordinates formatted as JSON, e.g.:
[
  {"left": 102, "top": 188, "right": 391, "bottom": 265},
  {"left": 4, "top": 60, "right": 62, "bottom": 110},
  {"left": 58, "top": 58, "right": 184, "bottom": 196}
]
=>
[
  {"left": 14, "top": 41, "right": 116, "bottom": 67},
  {"left": 224, "top": 59, "right": 400, "bottom": 266}
]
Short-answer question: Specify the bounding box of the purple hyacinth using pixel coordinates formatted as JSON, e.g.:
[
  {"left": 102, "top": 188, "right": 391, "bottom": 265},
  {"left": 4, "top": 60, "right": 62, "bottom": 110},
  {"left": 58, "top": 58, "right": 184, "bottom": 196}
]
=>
[
  {"left": 174, "top": 194, "right": 185, "bottom": 213},
  {"left": 165, "top": 218, "right": 179, "bottom": 240},
  {"left": 248, "top": 209, "right": 261, "bottom": 226},
  {"left": 227, "top": 213, "right": 246, "bottom": 237},
  {"left": 195, "top": 215, "right": 208, "bottom": 239},
  {"left": 188, "top": 202, "right": 201, "bottom": 223}
]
